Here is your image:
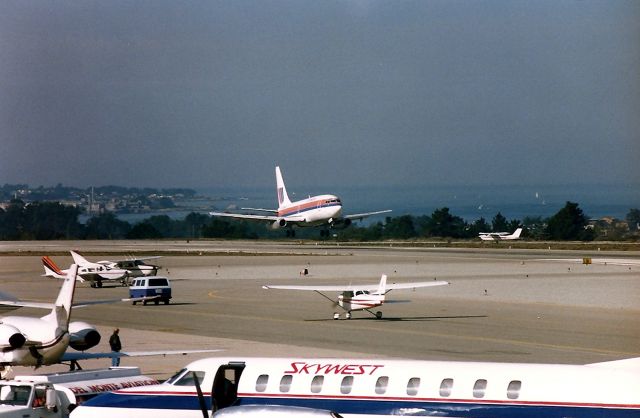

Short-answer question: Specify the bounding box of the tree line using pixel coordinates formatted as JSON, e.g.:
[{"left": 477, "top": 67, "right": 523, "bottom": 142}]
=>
[{"left": 1, "top": 199, "right": 638, "bottom": 241}]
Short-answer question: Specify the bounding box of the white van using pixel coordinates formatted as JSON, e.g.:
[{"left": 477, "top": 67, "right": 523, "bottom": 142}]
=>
[{"left": 129, "top": 276, "right": 172, "bottom": 305}]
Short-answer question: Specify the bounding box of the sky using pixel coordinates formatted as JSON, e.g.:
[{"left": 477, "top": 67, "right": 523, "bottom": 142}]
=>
[{"left": 1, "top": 0, "right": 638, "bottom": 190}]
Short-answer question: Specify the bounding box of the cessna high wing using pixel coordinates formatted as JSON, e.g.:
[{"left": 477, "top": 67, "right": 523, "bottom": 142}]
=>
[
  {"left": 479, "top": 227, "right": 523, "bottom": 241},
  {"left": 70, "top": 250, "right": 161, "bottom": 278},
  {"left": 210, "top": 166, "right": 391, "bottom": 237},
  {"left": 263, "top": 274, "right": 449, "bottom": 319},
  {"left": 0, "top": 265, "right": 219, "bottom": 376},
  {"left": 42, "top": 254, "right": 129, "bottom": 288}
]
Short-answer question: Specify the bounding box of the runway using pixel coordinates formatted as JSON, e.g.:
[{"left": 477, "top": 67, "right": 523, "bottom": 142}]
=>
[{"left": 1, "top": 240, "right": 638, "bottom": 379}]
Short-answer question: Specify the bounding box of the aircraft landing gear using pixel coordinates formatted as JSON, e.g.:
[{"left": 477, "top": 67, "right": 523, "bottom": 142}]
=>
[
  {"left": 345, "top": 312, "right": 352, "bottom": 320},
  {"left": 376, "top": 311, "right": 383, "bottom": 319},
  {"left": 333, "top": 313, "right": 340, "bottom": 320}
]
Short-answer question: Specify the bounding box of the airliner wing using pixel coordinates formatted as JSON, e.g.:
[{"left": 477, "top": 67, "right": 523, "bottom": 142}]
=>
[
  {"left": 241, "top": 207, "right": 279, "bottom": 213},
  {"left": 209, "top": 211, "right": 307, "bottom": 223},
  {"left": 263, "top": 280, "right": 448, "bottom": 292},
  {"left": 345, "top": 209, "right": 392, "bottom": 221},
  {"left": 61, "top": 349, "right": 223, "bottom": 362}
]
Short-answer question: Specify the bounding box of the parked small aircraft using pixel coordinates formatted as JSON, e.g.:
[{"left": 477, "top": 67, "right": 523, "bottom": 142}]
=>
[
  {"left": 479, "top": 227, "right": 523, "bottom": 241},
  {"left": 42, "top": 255, "right": 129, "bottom": 288},
  {"left": 0, "top": 265, "right": 219, "bottom": 376},
  {"left": 210, "top": 166, "right": 391, "bottom": 237},
  {"left": 70, "top": 250, "right": 161, "bottom": 278},
  {"left": 263, "top": 274, "right": 449, "bottom": 319}
]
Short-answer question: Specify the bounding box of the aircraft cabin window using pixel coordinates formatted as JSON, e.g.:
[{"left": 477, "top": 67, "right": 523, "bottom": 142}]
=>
[
  {"left": 406, "top": 378, "right": 420, "bottom": 396},
  {"left": 165, "top": 368, "right": 188, "bottom": 384},
  {"left": 340, "top": 376, "right": 354, "bottom": 394},
  {"left": 255, "top": 374, "right": 269, "bottom": 392},
  {"left": 473, "top": 379, "right": 487, "bottom": 398},
  {"left": 439, "top": 378, "right": 454, "bottom": 397},
  {"left": 310, "top": 376, "right": 324, "bottom": 393},
  {"left": 375, "top": 376, "right": 389, "bottom": 395},
  {"left": 507, "top": 380, "right": 521, "bottom": 399},
  {"left": 279, "top": 375, "right": 293, "bottom": 393},
  {"left": 174, "top": 371, "right": 205, "bottom": 386}
]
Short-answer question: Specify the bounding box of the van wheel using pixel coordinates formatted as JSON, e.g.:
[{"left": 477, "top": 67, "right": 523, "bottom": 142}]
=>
[{"left": 154, "top": 299, "right": 159, "bottom": 305}]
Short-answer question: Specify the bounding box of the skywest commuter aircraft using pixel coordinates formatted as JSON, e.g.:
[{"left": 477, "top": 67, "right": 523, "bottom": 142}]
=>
[
  {"left": 72, "top": 355, "right": 640, "bottom": 417},
  {"left": 263, "top": 275, "right": 449, "bottom": 320},
  {"left": 42, "top": 253, "right": 129, "bottom": 288},
  {"left": 478, "top": 228, "right": 523, "bottom": 241},
  {"left": 0, "top": 265, "right": 218, "bottom": 376},
  {"left": 209, "top": 166, "right": 391, "bottom": 237},
  {"left": 70, "top": 250, "right": 162, "bottom": 278}
]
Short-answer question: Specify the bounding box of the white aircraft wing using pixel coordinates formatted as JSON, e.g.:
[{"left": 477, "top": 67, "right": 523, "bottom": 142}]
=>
[
  {"left": 240, "top": 207, "right": 279, "bottom": 213},
  {"left": 263, "top": 280, "right": 448, "bottom": 292},
  {"left": 61, "top": 349, "right": 223, "bottom": 362},
  {"left": 0, "top": 300, "right": 55, "bottom": 310},
  {"left": 113, "top": 256, "right": 163, "bottom": 263},
  {"left": 209, "top": 211, "right": 307, "bottom": 223},
  {"left": 344, "top": 209, "right": 392, "bottom": 221},
  {"left": 210, "top": 211, "right": 279, "bottom": 222}
]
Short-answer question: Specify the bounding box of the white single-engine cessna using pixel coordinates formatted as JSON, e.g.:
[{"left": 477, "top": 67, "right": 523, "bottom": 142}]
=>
[
  {"left": 263, "top": 275, "right": 449, "bottom": 319},
  {"left": 71, "top": 355, "right": 640, "bottom": 418},
  {"left": 42, "top": 254, "right": 129, "bottom": 288},
  {"left": 210, "top": 166, "right": 391, "bottom": 237},
  {"left": 70, "top": 250, "right": 162, "bottom": 278},
  {"left": 478, "top": 228, "right": 523, "bottom": 241}
]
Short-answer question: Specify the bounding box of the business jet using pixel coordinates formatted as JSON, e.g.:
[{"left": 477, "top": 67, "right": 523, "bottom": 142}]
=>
[
  {"left": 0, "top": 265, "right": 219, "bottom": 377},
  {"left": 478, "top": 227, "right": 523, "bottom": 241},
  {"left": 70, "top": 250, "right": 162, "bottom": 278},
  {"left": 42, "top": 254, "right": 129, "bottom": 288},
  {"left": 209, "top": 166, "right": 391, "bottom": 237},
  {"left": 70, "top": 354, "right": 640, "bottom": 418},
  {"left": 263, "top": 275, "right": 449, "bottom": 319}
]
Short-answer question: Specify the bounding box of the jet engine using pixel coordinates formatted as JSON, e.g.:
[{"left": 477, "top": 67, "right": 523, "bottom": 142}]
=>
[
  {"left": 271, "top": 219, "right": 287, "bottom": 229},
  {"left": 68, "top": 321, "right": 101, "bottom": 351},
  {"left": 330, "top": 218, "right": 351, "bottom": 229},
  {"left": 0, "top": 323, "right": 26, "bottom": 350}
]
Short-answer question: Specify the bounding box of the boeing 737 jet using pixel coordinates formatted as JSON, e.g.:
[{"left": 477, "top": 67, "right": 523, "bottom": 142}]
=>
[{"left": 210, "top": 166, "right": 391, "bottom": 237}]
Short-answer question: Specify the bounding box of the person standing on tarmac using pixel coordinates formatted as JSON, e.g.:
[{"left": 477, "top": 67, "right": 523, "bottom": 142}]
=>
[{"left": 109, "top": 328, "right": 122, "bottom": 367}]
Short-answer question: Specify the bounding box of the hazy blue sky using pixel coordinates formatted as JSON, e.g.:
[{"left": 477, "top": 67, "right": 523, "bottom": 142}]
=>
[{"left": 1, "top": 0, "right": 638, "bottom": 190}]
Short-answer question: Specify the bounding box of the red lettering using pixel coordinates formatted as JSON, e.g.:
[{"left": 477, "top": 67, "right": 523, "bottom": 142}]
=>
[{"left": 284, "top": 362, "right": 305, "bottom": 374}]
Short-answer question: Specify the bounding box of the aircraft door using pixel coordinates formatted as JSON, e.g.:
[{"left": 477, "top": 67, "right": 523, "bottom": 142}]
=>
[{"left": 211, "top": 362, "right": 245, "bottom": 412}]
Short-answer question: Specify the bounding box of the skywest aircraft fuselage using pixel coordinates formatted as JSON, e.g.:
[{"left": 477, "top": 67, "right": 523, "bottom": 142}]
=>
[{"left": 72, "top": 355, "right": 640, "bottom": 417}]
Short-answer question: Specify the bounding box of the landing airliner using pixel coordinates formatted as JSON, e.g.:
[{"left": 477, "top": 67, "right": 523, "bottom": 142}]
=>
[
  {"left": 72, "top": 355, "right": 640, "bottom": 417},
  {"left": 209, "top": 167, "right": 391, "bottom": 237}
]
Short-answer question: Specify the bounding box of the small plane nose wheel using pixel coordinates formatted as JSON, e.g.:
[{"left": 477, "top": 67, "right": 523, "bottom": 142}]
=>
[{"left": 333, "top": 313, "right": 340, "bottom": 320}]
